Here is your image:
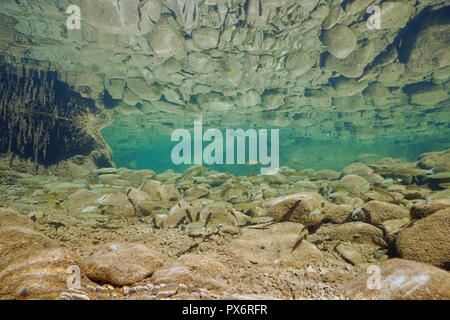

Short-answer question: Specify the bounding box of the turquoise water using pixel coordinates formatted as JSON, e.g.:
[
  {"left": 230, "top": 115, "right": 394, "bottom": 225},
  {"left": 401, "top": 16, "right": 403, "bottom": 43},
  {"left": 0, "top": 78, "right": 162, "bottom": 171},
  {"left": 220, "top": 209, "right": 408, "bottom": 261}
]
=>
[{"left": 102, "top": 118, "right": 450, "bottom": 175}]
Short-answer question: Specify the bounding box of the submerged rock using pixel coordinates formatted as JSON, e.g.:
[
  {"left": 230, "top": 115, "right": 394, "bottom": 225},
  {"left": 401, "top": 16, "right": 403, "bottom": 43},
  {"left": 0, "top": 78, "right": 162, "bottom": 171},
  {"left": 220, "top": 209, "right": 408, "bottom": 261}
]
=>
[
  {"left": 192, "top": 28, "right": 220, "bottom": 50},
  {"left": 227, "top": 222, "right": 325, "bottom": 268},
  {"left": 266, "top": 192, "right": 326, "bottom": 227},
  {"left": 84, "top": 242, "right": 166, "bottom": 286},
  {"left": 322, "top": 25, "right": 357, "bottom": 59},
  {"left": 333, "top": 175, "right": 369, "bottom": 193},
  {"left": 340, "top": 258, "right": 450, "bottom": 300},
  {"left": 314, "top": 222, "right": 384, "bottom": 247},
  {"left": 410, "top": 200, "right": 450, "bottom": 219},
  {"left": 362, "top": 200, "right": 410, "bottom": 225},
  {"left": 323, "top": 42, "right": 375, "bottom": 78},
  {"left": 0, "top": 226, "right": 56, "bottom": 271},
  {"left": 141, "top": 180, "right": 163, "bottom": 200},
  {"left": 67, "top": 189, "right": 135, "bottom": 218},
  {"left": 402, "top": 8, "right": 450, "bottom": 78},
  {"left": 335, "top": 242, "right": 369, "bottom": 265},
  {"left": 0, "top": 208, "right": 35, "bottom": 229},
  {"left": 341, "top": 163, "right": 374, "bottom": 177},
  {"left": 0, "top": 248, "right": 86, "bottom": 300},
  {"left": 323, "top": 203, "right": 353, "bottom": 224},
  {"left": 285, "top": 50, "right": 314, "bottom": 77},
  {"left": 395, "top": 208, "right": 450, "bottom": 269},
  {"left": 380, "top": 218, "right": 410, "bottom": 235},
  {"left": 418, "top": 149, "right": 450, "bottom": 173}
]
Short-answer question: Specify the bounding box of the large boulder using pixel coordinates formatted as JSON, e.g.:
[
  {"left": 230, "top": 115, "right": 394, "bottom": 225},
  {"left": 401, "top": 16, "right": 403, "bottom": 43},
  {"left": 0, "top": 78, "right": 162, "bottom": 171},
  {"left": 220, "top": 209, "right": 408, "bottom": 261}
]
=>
[
  {"left": 141, "top": 180, "right": 163, "bottom": 200},
  {"left": 410, "top": 84, "right": 448, "bottom": 105},
  {"left": 341, "top": 163, "right": 374, "bottom": 177},
  {"left": 314, "top": 222, "right": 384, "bottom": 247},
  {"left": 379, "top": 1, "right": 414, "bottom": 30},
  {"left": 362, "top": 201, "right": 410, "bottom": 225},
  {"left": 331, "top": 78, "right": 368, "bottom": 97},
  {"left": 126, "top": 78, "right": 161, "bottom": 102},
  {"left": 67, "top": 189, "right": 135, "bottom": 218},
  {"left": 106, "top": 79, "right": 126, "bottom": 100},
  {"left": 84, "top": 242, "right": 166, "bottom": 286},
  {"left": 335, "top": 242, "right": 370, "bottom": 265},
  {"left": 333, "top": 175, "right": 369, "bottom": 192},
  {"left": 266, "top": 192, "right": 326, "bottom": 227},
  {"left": 323, "top": 203, "right": 354, "bottom": 224},
  {"left": 323, "top": 42, "right": 375, "bottom": 78},
  {"left": 226, "top": 222, "right": 325, "bottom": 268},
  {"left": 0, "top": 208, "right": 35, "bottom": 229},
  {"left": 410, "top": 200, "right": 450, "bottom": 219},
  {"left": 340, "top": 258, "right": 450, "bottom": 300},
  {"left": 285, "top": 50, "right": 314, "bottom": 77},
  {"left": 0, "top": 248, "right": 86, "bottom": 300},
  {"left": 0, "top": 226, "right": 56, "bottom": 271},
  {"left": 192, "top": 28, "right": 220, "bottom": 50},
  {"left": 418, "top": 148, "right": 450, "bottom": 173},
  {"left": 322, "top": 24, "right": 357, "bottom": 59},
  {"left": 395, "top": 208, "right": 450, "bottom": 269},
  {"left": 147, "top": 19, "right": 185, "bottom": 56},
  {"left": 401, "top": 8, "right": 450, "bottom": 78},
  {"left": 345, "top": 0, "right": 379, "bottom": 15}
]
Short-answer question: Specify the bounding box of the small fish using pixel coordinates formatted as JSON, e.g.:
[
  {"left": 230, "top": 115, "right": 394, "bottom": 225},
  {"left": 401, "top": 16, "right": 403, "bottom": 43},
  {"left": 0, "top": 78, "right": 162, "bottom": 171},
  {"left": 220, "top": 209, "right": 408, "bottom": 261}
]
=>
[
  {"left": 438, "top": 182, "right": 450, "bottom": 189},
  {"left": 246, "top": 216, "right": 273, "bottom": 224},
  {"left": 370, "top": 187, "right": 394, "bottom": 200},
  {"left": 426, "top": 189, "right": 450, "bottom": 200},
  {"left": 185, "top": 208, "right": 193, "bottom": 222},
  {"left": 426, "top": 172, "right": 450, "bottom": 180},
  {"left": 291, "top": 226, "right": 308, "bottom": 253},
  {"left": 204, "top": 212, "right": 212, "bottom": 228},
  {"left": 373, "top": 236, "right": 388, "bottom": 248},
  {"left": 183, "top": 221, "right": 205, "bottom": 232},
  {"left": 211, "top": 212, "right": 234, "bottom": 225},
  {"left": 90, "top": 203, "right": 116, "bottom": 209},
  {"left": 393, "top": 168, "right": 434, "bottom": 176},
  {"left": 90, "top": 186, "right": 124, "bottom": 194},
  {"left": 93, "top": 168, "right": 117, "bottom": 174},
  {"left": 234, "top": 203, "right": 257, "bottom": 211},
  {"left": 80, "top": 206, "right": 99, "bottom": 214},
  {"left": 44, "top": 182, "right": 86, "bottom": 190}
]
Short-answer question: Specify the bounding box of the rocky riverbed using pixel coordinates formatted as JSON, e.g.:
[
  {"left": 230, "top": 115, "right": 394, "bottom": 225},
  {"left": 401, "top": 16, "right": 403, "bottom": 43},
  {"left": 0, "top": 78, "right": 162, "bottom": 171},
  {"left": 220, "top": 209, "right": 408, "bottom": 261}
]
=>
[{"left": 0, "top": 148, "right": 449, "bottom": 300}]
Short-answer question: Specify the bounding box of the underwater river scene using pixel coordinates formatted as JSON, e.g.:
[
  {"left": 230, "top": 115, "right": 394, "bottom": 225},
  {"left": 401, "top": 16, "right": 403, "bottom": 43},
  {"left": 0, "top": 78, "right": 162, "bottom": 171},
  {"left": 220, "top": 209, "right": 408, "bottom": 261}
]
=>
[{"left": 0, "top": 0, "right": 449, "bottom": 302}]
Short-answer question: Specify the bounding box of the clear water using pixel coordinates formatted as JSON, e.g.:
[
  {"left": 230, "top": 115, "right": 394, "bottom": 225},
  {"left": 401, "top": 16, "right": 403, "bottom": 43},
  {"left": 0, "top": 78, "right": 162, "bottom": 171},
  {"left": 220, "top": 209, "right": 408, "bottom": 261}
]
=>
[{"left": 102, "top": 115, "right": 450, "bottom": 175}]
